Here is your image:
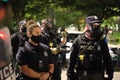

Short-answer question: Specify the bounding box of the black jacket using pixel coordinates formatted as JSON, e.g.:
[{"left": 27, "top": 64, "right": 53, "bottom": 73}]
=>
[
  {"left": 67, "top": 33, "right": 113, "bottom": 78},
  {"left": 16, "top": 42, "right": 53, "bottom": 80},
  {"left": 11, "top": 32, "right": 28, "bottom": 57}
]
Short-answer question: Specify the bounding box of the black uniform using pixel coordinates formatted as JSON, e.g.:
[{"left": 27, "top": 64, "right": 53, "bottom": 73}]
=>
[
  {"left": 67, "top": 33, "right": 113, "bottom": 80},
  {"left": 41, "top": 28, "right": 62, "bottom": 80},
  {"left": 11, "top": 32, "right": 28, "bottom": 57},
  {"left": 11, "top": 32, "right": 28, "bottom": 76},
  {"left": 16, "top": 42, "right": 53, "bottom": 80}
]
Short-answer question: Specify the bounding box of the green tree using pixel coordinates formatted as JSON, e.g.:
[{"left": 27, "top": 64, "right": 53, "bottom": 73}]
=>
[
  {"left": 10, "top": 0, "right": 120, "bottom": 32},
  {"left": 58, "top": 0, "right": 120, "bottom": 19}
]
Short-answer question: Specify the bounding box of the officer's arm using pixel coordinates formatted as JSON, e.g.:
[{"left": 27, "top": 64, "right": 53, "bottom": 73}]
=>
[
  {"left": 48, "top": 64, "right": 54, "bottom": 75},
  {"left": 20, "top": 65, "right": 42, "bottom": 78},
  {"left": 67, "top": 38, "right": 79, "bottom": 76},
  {"left": 16, "top": 47, "right": 42, "bottom": 79},
  {"left": 101, "top": 41, "right": 114, "bottom": 79},
  {"left": 11, "top": 33, "right": 19, "bottom": 56},
  {"left": 11, "top": 33, "right": 18, "bottom": 47},
  {"left": 48, "top": 48, "right": 54, "bottom": 74}
]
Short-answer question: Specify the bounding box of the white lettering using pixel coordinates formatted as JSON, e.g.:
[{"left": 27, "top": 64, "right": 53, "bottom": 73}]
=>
[
  {"left": 3, "top": 66, "right": 9, "bottom": 78},
  {"left": 9, "top": 63, "right": 13, "bottom": 74},
  {"left": 0, "top": 62, "right": 15, "bottom": 80},
  {"left": 80, "top": 45, "right": 95, "bottom": 50},
  {"left": 0, "top": 70, "right": 3, "bottom": 80},
  {"left": 5, "top": 72, "right": 15, "bottom": 80}
]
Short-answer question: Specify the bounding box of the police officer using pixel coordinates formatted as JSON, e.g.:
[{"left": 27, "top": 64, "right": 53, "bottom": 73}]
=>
[
  {"left": 67, "top": 15, "right": 114, "bottom": 80},
  {"left": 11, "top": 19, "right": 36, "bottom": 76},
  {"left": 16, "top": 24, "right": 54, "bottom": 80},
  {"left": 11, "top": 19, "right": 36, "bottom": 56},
  {"left": 41, "top": 18, "right": 65, "bottom": 80},
  {"left": 11, "top": 20, "right": 27, "bottom": 57}
]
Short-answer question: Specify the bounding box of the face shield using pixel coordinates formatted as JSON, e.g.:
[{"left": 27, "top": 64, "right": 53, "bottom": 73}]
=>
[
  {"left": 0, "top": 27, "right": 15, "bottom": 80},
  {"left": 41, "top": 19, "right": 47, "bottom": 28},
  {"left": 86, "top": 16, "right": 103, "bottom": 39},
  {"left": 19, "top": 20, "right": 26, "bottom": 33}
]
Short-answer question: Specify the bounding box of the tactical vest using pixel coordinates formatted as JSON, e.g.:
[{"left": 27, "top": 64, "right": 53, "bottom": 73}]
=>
[
  {"left": 41, "top": 30, "right": 61, "bottom": 48},
  {"left": 77, "top": 35, "right": 103, "bottom": 72}
]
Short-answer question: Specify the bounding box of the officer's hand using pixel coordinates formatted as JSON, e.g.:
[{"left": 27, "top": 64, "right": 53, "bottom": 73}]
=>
[
  {"left": 50, "top": 47, "right": 59, "bottom": 55},
  {"left": 39, "top": 72, "right": 50, "bottom": 80},
  {"left": 108, "top": 74, "right": 113, "bottom": 80},
  {"left": 106, "top": 72, "right": 113, "bottom": 80}
]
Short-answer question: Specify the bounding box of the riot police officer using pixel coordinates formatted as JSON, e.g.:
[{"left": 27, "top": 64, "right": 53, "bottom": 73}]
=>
[
  {"left": 67, "top": 15, "right": 114, "bottom": 80},
  {"left": 41, "top": 18, "right": 65, "bottom": 80},
  {"left": 11, "top": 20, "right": 36, "bottom": 57},
  {"left": 16, "top": 24, "right": 54, "bottom": 80},
  {"left": 11, "top": 19, "right": 36, "bottom": 76},
  {"left": 11, "top": 20, "right": 27, "bottom": 57}
]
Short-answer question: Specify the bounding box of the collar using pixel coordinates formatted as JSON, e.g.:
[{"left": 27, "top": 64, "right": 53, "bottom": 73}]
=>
[{"left": 26, "top": 41, "right": 40, "bottom": 50}]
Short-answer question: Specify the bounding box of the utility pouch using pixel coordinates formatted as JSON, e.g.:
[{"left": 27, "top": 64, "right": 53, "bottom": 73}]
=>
[
  {"left": 79, "top": 54, "right": 84, "bottom": 61},
  {"left": 81, "top": 54, "right": 91, "bottom": 70},
  {"left": 38, "top": 60, "right": 43, "bottom": 68}
]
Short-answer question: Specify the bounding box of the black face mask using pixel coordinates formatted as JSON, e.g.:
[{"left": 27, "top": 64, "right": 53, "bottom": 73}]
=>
[
  {"left": 92, "top": 26, "right": 100, "bottom": 32},
  {"left": 90, "top": 25, "right": 102, "bottom": 39},
  {"left": 21, "top": 27, "right": 26, "bottom": 33},
  {"left": 31, "top": 35, "right": 41, "bottom": 43}
]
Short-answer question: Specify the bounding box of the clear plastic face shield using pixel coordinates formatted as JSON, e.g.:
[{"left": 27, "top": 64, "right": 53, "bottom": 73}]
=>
[
  {"left": 41, "top": 19, "right": 47, "bottom": 27},
  {"left": 19, "top": 20, "right": 26, "bottom": 33},
  {"left": 0, "top": 27, "right": 15, "bottom": 80},
  {"left": 0, "top": 2, "right": 15, "bottom": 79}
]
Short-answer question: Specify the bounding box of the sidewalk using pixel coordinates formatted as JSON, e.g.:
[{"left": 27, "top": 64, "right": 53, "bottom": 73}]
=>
[
  {"left": 61, "top": 70, "right": 67, "bottom": 80},
  {"left": 108, "top": 43, "right": 120, "bottom": 48},
  {"left": 61, "top": 70, "right": 120, "bottom": 80}
]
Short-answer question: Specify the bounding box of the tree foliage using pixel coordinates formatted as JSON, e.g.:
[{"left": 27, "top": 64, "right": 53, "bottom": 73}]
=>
[
  {"left": 10, "top": 0, "right": 120, "bottom": 31},
  {"left": 58, "top": 0, "right": 120, "bottom": 19}
]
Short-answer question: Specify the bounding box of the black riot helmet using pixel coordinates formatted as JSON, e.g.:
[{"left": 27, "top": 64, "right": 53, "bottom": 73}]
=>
[
  {"left": 19, "top": 20, "right": 27, "bottom": 33},
  {"left": 86, "top": 15, "right": 103, "bottom": 39}
]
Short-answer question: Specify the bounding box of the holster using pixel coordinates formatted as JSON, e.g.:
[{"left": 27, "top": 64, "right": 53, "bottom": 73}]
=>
[{"left": 104, "top": 77, "right": 111, "bottom": 80}]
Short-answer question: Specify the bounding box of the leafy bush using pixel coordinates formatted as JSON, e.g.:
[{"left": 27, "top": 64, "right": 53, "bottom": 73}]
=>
[{"left": 112, "top": 32, "right": 120, "bottom": 43}]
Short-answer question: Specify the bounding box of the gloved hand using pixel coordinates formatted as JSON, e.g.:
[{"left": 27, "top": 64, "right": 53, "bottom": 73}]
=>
[
  {"left": 108, "top": 74, "right": 113, "bottom": 80},
  {"left": 50, "top": 47, "right": 60, "bottom": 55},
  {"left": 107, "top": 70, "right": 114, "bottom": 80}
]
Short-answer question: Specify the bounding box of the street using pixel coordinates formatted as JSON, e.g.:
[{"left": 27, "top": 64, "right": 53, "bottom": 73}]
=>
[{"left": 61, "top": 69, "right": 120, "bottom": 80}]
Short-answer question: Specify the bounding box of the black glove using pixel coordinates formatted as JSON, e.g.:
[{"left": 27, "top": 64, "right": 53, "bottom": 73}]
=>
[
  {"left": 107, "top": 70, "right": 114, "bottom": 80},
  {"left": 67, "top": 71, "right": 77, "bottom": 80},
  {"left": 108, "top": 74, "right": 113, "bottom": 80}
]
